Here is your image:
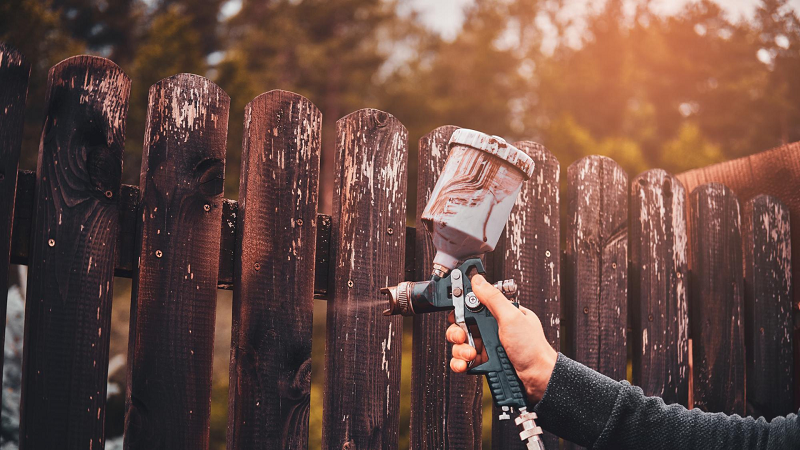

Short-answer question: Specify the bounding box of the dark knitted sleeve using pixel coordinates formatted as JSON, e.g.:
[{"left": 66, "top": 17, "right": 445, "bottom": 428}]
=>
[{"left": 533, "top": 353, "right": 800, "bottom": 450}]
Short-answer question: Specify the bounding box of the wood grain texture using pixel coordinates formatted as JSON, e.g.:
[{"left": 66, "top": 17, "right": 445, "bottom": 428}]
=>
[
  {"left": 227, "top": 90, "right": 321, "bottom": 449},
  {"left": 125, "top": 74, "right": 229, "bottom": 450},
  {"left": 490, "top": 140, "right": 561, "bottom": 450},
  {"left": 675, "top": 144, "right": 800, "bottom": 407},
  {"left": 19, "top": 55, "right": 130, "bottom": 449},
  {"left": 563, "top": 156, "right": 627, "bottom": 449},
  {"left": 743, "top": 195, "right": 793, "bottom": 419},
  {"left": 689, "top": 183, "right": 745, "bottom": 415},
  {"left": 410, "top": 125, "right": 483, "bottom": 450},
  {"left": 629, "top": 170, "right": 689, "bottom": 406},
  {"left": 323, "top": 108, "right": 407, "bottom": 449},
  {"left": 0, "top": 43, "right": 30, "bottom": 400}
]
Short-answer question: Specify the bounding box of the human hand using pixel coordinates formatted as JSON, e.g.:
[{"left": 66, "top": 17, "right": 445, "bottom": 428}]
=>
[{"left": 445, "top": 273, "right": 558, "bottom": 403}]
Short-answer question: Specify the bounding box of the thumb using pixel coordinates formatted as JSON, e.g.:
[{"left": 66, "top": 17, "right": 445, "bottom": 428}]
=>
[{"left": 470, "top": 274, "right": 519, "bottom": 324}]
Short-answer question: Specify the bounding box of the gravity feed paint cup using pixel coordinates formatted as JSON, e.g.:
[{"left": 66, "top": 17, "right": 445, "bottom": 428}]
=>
[{"left": 421, "top": 129, "right": 535, "bottom": 276}]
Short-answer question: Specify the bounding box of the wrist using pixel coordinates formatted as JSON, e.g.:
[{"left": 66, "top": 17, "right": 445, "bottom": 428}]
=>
[{"left": 521, "top": 347, "right": 557, "bottom": 403}]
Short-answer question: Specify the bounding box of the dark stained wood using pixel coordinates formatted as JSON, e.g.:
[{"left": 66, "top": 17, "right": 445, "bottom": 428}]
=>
[
  {"left": 743, "top": 195, "right": 793, "bottom": 419},
  {"left": 19, "top": 55, "right": 130, "bottom": 449},
  {"left": 323, "top": 108, "right": 407, "bottom": 449},
  {"left": 10, "top": 170, "right": 34, "bottom": 266},
  {"left": 227, "top": 90, "right": 321, "bottom": 449},
  {"left": 409, "top": 125, "right": 483, "bottom": 450},
  {"left": 676, "top": 144, "right": 800, "bottom": 407},
  {"left": 563, "top": 156, "right": 627, "bottom": 449},
  {"left": 490, "top": 141, "right": 561, "bottom": 449},
  {"left": 0, "top": 43, "right": 30, "bottom": 396},
  {"left": 629, "top": 170, "right": 689, "bottom": 406},
  {"left": 689, "top": 183, "right": 745, "bottom": 415},
  {"left": 124, "top": 74, "right": 229, "bottom": 450}
]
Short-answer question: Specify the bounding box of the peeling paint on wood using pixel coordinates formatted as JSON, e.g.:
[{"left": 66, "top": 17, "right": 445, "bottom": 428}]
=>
[
  {"left": 689, "top": 183, "right": 745, "bottom": 415},
  {"left": 0, "top": 42, "right": 29, "bottom": 407},
  {"left": 410, "top": 125, "right": 483, "bottom": 450},
  {"left": 743, "top": 195, "right": 793, "bottom": 419},
  {"left": 20, "top": 55, "right": 130, "bottom": 449},
  {"left": 630, "top": 169, "right": 689, "bottom": 406},
  {"left": 125, "top": 74, "right": 229, "bottom": 450},
  {"left": 227, "top": 90, "right": 321, "bottom": 449},
  {"left": 323, "top": 108, "right": 407, "bottom": 449},
  {"left": 490, "top": 140, "right": 560, "bottom": 449}
]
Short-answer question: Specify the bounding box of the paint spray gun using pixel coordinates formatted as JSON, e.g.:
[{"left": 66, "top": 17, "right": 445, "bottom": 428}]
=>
[{"left": 381, "top": 129, "right": 545, "bottom": 449}]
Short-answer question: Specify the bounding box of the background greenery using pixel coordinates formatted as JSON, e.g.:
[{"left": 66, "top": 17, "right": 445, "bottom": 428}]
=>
[{"left": 3, "top": 0, "right": 800, "bottom": 448}]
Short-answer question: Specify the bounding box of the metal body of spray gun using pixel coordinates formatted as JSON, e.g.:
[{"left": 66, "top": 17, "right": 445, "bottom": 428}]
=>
[{"left": 382, "top": 129, "right": 545, "bottom": 450}]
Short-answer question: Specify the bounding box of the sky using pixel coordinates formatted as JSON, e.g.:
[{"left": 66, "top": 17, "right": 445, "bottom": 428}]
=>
[{"left": 404, "top": 0, "right": 800, "bottom": 40}]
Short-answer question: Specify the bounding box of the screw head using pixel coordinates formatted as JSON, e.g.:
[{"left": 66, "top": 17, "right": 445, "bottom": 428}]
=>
[
  {"left": 648, "top": 314, "right": 654, "bottom": 322},
  {"left": 452, "top": 287, "right": 463, "bottom": 297},
  {"left": 296, "top": 218, "right": 303, "bottom": 226},
  {"left": 465, "top": 292, "right": 481, "bottom": 309},
  {"left": 203, "top": 204, "right": 211, "bottom": 212},
  {"left": 545, "top": 250, "right": 551, "bottom": 258},
  {"left": 347, "top": 280, "right": 354, "bottom": 288},
  {"left": 104, "top": 190, "right": 113, "bottom": 199},
  {"left": 583, "top": 307, "right": 589, "bottom": 314},
  {"left": 452, "top": 271, "right": 460, "bottom": 280},
  {"left": 155, "top": 250, "right": 163, "bottom": 258},
  {"left": 612, "top": 262, "right": 617, "bottom": 269},
  {"left": 387, "top": 227, "right": 394, "bottom": 235},
  {"left": 48, "top": 238, "right": 55, "bottom": 247},
  {"left": 254, "top": 262, "right": 261, "bottom": 271}
]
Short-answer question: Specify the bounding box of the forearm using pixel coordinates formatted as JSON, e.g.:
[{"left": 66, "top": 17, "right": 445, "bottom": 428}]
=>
[{"left": 534, "top": 353, "right": 800, "bottom": 449}]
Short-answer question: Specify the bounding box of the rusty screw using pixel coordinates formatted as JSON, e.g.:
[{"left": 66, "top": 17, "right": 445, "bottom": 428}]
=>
[
  {"left": 648, "top": 314, "right": 654, "bottom": 322},
  {"left": 545, "top": 250, "right": 551, "bottom": 258},
  {"left": 254, "top": 262, "right": 261, "bottom": 271},
  {"left": 203, "top": 204, "right": 211, "bottom": 212},
  {"left": 105, "top": 190, "right": 113, "bottom": 199},
  {"left": 583, "top": 307, "right": 589, "bottom": 314},
  {"left": 297, "top": 218, "right": 303, "bottom": 226},
  {"left": 48, "top": 238, "right": 55, "bottom": 247},
  {"left": 155, "top": 250, "right": 163, "bottom": 258},
  {"left": 347, "top": 280, "right": 354, "bottom": 288},
  {"left": 387, "top": 227, "right": 394, "bottom": 235},
  {"left": 612, "top": 262, "right": 617, "bottom": 269}
]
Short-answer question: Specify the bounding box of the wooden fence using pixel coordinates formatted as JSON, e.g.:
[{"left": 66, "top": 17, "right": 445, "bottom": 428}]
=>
[{"left": 1, "top": 44, "right": 797, "bottom": 449}]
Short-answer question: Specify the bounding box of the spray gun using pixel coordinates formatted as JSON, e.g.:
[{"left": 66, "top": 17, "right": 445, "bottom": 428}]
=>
[{"left": 382, "top": 129, "right": 545, "bottom": 449}]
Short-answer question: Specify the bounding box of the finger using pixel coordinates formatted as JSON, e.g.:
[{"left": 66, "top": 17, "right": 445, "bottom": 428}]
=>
[
  {"left": 470, "top": 274, "right": 520, "bottom": 324},
  {"left": 452, "top": 343, "right": 477, "bottom": 361},
  {"left": 450, "top": 358, "right": 468, "bottom": 373},
  {"left": 446, "top": 324, "right": 466, "bottom": 344},
  {"left": 519, "top": 305, "right": 532, "bottom": 315}
]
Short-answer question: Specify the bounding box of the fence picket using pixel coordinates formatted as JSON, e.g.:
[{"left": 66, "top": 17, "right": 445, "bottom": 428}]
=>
[
  {"left": 323, "top": 108, "right": 407, "bottom": 449},
  {"left": 0, "top": 43, "right": 29, "bottom": 400},
  {"left": 125, "top": 74, "right": 229, "bottom": 450},
  {"left": 630, "top": 170, "right": 689, "bottom": 406},
  {"left": 689, "top": 183, "right": 745, "bottom": 414},
  {"left": 743, "top": 195, "right": 793, "bottom": 419},
  {"left": 490, "top": 141, "right": 561, "bottom": 449},
  {"left": 227, "top": 90, "right": 321, "bottom": 449},
  {"left": 20, "top": 55, "right": 129, "bottom": 449},
  {"left": 564, "top": 155, "right": 628, "bottom": 449},
  {"left": 410, "top": 125, "right": 483, "bottom": 450}
]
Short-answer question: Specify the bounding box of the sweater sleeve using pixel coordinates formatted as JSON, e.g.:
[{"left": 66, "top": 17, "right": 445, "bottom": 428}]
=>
[{"left": 533, "top": 353, "right": 800, "bottom": 450}]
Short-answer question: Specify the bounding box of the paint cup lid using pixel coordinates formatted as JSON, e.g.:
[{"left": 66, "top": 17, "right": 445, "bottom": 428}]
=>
[{"left": 449, "top": 129, "right": 534, "bottom": 180}]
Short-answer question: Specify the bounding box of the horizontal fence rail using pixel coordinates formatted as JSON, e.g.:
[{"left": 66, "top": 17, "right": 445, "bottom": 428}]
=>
[{"left": 0, "top": 44, "right": 797, "bottom": 450}]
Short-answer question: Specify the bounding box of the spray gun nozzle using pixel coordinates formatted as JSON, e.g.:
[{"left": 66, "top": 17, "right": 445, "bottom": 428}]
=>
[{"left": 381, "top": 282, "right": 415, "bottom": 316}]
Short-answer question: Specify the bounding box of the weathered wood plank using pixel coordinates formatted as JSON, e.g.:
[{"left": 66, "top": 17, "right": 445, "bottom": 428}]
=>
[
  {"left": 125, "top": 74, "right": 229, "bottom": 450},
  {"left": 564, "top": 155, "right": 627, "bottom": 449},
  {"left": 689, "top": 183, "right": 745, "bottom": 415},
  {"left": 629, "top": 170, "right": 689, "bottom": 406},
  {"left": 0, "top": 43, "right": 30, "bottom": 402},
  {"left": 19, "top": 55, "right": 130, "bottom": 449},
  {"left": 490, "top": 141, "right": 561, "bottom": 450},
  {"left": 676, "top": 144, "right": 800, "bottom": 407},
  {"left": 227, "top": 90, "right": 321, "bottom": 449},
  {"left": 743, "top": 195, "right": 793, "bottom": 419},
  {"left": 323, "top": 108, "right": 407, "bottom": 449},
  {"left": 409, "top": 125, "right": 482, "bottom": 450}
]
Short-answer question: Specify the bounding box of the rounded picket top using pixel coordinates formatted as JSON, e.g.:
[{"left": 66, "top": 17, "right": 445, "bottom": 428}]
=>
[
  {"left": 632, "top": 168, "right": 687, "bottom": 202},
  {"left": 247, "top": 89, "right": 320, "bottom": 112},
  {"left": 690, "top": 182, "right": 740, "bottom": 214},
  {"left": 0, "top": 42, "right": 30, "bottom": 71},
  {"left": 337, "top": 107, "right": 404, "bottom": 132},
  {"left": 514, "top": 140, "right": 559, "bottom": 173},
  {"left": 420, "top": 124, "right": 460, "bottom": 143}
]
